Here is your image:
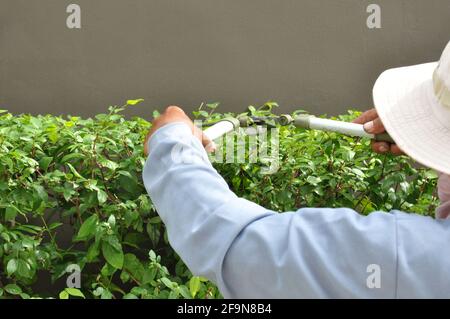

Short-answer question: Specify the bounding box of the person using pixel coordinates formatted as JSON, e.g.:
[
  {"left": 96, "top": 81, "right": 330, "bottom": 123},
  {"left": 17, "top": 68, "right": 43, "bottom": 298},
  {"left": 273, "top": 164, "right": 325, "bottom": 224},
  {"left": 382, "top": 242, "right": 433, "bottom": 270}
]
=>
[{"left": 142, "top": 40, "right": 450, "bottom": 298}]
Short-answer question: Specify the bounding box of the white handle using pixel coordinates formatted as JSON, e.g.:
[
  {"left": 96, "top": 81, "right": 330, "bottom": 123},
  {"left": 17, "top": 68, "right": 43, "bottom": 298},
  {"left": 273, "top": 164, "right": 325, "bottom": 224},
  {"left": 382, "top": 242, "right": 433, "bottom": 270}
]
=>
[
  {"left": 308, "top": 117, "right": 375, "bottom": 139},
  {"left": 203, "top": 120, "right": 236, "bottom": 141}
]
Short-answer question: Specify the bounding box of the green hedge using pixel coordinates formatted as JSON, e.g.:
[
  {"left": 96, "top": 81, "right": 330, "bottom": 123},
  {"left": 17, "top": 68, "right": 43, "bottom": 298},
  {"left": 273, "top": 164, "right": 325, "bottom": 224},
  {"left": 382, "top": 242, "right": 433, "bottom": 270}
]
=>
[{"left": 0, "top": 101, "right": 438, "bottom": 299}]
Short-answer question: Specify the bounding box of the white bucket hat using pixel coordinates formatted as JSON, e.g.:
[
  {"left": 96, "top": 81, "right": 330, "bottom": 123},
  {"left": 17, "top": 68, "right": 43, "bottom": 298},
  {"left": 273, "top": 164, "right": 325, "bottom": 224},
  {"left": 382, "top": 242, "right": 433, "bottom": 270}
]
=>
[{"left": 373, "top": 40, "right": 450, "bottom": 175}]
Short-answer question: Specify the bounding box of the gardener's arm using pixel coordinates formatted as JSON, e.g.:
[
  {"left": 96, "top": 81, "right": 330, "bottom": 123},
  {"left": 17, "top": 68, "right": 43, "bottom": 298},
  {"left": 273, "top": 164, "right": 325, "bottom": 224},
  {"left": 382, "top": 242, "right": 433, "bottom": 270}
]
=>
[
  {"left": 142, "top": 107, "right": 450, "bottom": 298},
  {"left": 142, "top": 107, "right": 276, "bottom": 294}
]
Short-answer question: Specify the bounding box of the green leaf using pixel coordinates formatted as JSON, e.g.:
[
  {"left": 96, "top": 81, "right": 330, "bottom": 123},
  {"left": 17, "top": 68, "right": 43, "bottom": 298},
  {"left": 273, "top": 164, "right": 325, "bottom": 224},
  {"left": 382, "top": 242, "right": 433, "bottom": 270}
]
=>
[
  {"left": 130, "top": 287, "right": 147, "bottom": 297},
  {"left": 59, "top": 290, "right": 69, "bottom": 299},
  {"left": 123, "top": 253, "right": 144, "bottom": 282},
  {"left": 161, "top": 277, "right": 174, "bottom": 289},
  {"left": 101, "top": 289, "right": 113, "bottom": 299},
  {"left": 20, "top": 292, "right": 31, "bottom": 299},
  {"left": 126, "top": 99, "right": 145, "bottom": 106},
  {"left": 86, "top": 241, "right": 101, "bottom": 262},
  {"left": 33, "top": 184, "right": 48, "bottom": 202},
  {"left": 48, "top": 222, "right": 63, "bottom": 230},
  {"left": 97, "top": 189, "right": 108, "bottom": 205},
  {"left": 400, "top": 181, "right": 410, "bottom": 193},
  {"left": 17, "top": 259, "right": 33, "bottom": 278},
  {"left": 425, "top": 170, "right": 438, "bottom": 180},
  {"left": 75, "top": 214, "right": 98, "bottom": 241},
  {"left": 106, "top": 234, "right": 122, "bottom": 251},
  {"left": 306, "top": 176, "right": 321, "bottom": 186},
  {"left": 101, "top": 262, "right": 117, "bottom": 277},
  {"left": 149, "top": 250, "right": 157, "bottom": 261},
  {"left": 1, "top": 232, "right": 10, "bottom": 242},
  {"left": 92, "top": 287, "right": 104, "bottom": 297},
  {"left": 39, "top": 157, "right": 53, "bottom": 171},
  {"left": 179, "top": 285, "right": 192, "bottom": 299},
  {"left": 189, "top": 276, "right": 201, "bottom": 298},
  {"left": 99, "top": 158, "right": 118, "bottom": 171},
  {"left": 143, "top": 268, "right": 157, "bottom": 285},
  {"left": 66, "top": 163, "right": 85, "bottom": 180},
  {"left": 168, "top": 290, "right": 179, "bottom": 299},
  {"left": 124, "top": 210, "right": 139, "bottom": 226},
  {"left": 65, "top": 288, "right": 85, "bottom": 299},
  {"left": 5, "top": 205, "right": 19, "bottom": 221},
  {"left": 6, "top": 259, "right": 17, "bottom": 276},
  {"left": 107, "top": 214, "right": 116, "bottom": 227},
  {"left": 122, "top": 232, "right": 145, "bottom": 248},
  {"left": 62, "top": 186, "right": 76, "bottom": 202},
  {"left": 343, "top": 149, "right": 356, "bottom": 161},
  {"left": 146, "top": 223, "right": 160, "bottom": 246},
  {"left": 102, "top": 239, "right": 124, "bottom": 269},
  {"left": 4, "top": 284, "right": 22, "bottom": 295},
  {"left": 120, "top": 270, "right": 130, "bottom": 283},
  {"left": 61, "top": 153, "right": 84, "bottom": 164},
  {"left": 0, "top": 181, "right": 8, "bottom": 191},
  {"left": 148, "top": 216, "right": 161, "bottom": 224},
  {"left": 206, "top": 102, "right": 220, "bottom": 110},
  {"left": 117, "top": 170, "right": 133, "bottom": 179}
]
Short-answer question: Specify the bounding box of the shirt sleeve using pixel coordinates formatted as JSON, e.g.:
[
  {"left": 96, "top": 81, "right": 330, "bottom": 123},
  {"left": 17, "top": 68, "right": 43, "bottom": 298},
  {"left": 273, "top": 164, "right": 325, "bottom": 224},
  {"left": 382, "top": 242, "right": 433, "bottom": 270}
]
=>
[
  {"left": 142, "top": 122, "right": 399, "bottom": 298},
  {"left": 142, "top": 123, "right": 275, "bottom": 292}
]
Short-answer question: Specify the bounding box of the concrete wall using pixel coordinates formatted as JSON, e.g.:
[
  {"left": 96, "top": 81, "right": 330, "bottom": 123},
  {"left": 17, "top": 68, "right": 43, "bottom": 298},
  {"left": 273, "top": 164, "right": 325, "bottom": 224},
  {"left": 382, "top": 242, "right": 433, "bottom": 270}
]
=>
[{"left": 1, "top": 0, "right": 449, "bottom": 119}]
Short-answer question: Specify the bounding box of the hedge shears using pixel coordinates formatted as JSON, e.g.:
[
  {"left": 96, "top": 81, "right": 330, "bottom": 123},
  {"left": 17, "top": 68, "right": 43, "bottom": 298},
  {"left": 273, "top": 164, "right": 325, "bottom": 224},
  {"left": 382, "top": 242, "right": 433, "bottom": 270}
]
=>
[{"left": 203, "top": 114, "right": 394, "bottom": 143}]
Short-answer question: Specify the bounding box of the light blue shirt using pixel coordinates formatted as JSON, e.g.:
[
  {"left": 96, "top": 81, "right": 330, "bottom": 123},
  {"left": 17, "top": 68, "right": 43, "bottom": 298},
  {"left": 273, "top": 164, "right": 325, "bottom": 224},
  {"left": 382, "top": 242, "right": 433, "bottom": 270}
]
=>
[{"left": 143, "top": 122, "right": 450, "bottom": 299}]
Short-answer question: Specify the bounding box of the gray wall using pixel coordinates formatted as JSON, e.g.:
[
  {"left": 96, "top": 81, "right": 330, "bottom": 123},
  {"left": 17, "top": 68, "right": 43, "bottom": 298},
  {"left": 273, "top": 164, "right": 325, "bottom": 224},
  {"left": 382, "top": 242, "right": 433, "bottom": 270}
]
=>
[{"left": 1, "top": 0, "right": 449, "bottom": 119}]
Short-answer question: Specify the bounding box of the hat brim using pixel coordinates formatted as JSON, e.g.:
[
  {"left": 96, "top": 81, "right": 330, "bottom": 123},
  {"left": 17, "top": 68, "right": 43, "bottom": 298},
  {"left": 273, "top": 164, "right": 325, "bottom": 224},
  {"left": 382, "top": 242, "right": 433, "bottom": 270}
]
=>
[{"left": 373, "top": 61, "right": 450, "bottom": 175}]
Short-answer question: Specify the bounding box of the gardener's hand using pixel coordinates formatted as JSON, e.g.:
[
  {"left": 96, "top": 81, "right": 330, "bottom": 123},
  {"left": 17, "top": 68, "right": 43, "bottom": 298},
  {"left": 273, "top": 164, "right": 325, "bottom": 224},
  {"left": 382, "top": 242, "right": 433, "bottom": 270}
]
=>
[
  {"left": 353, "top": 108, "right": 404, "bottom": 155},
  {"left": 144, "top": 106, "right": 213, "bottom": 156}
]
